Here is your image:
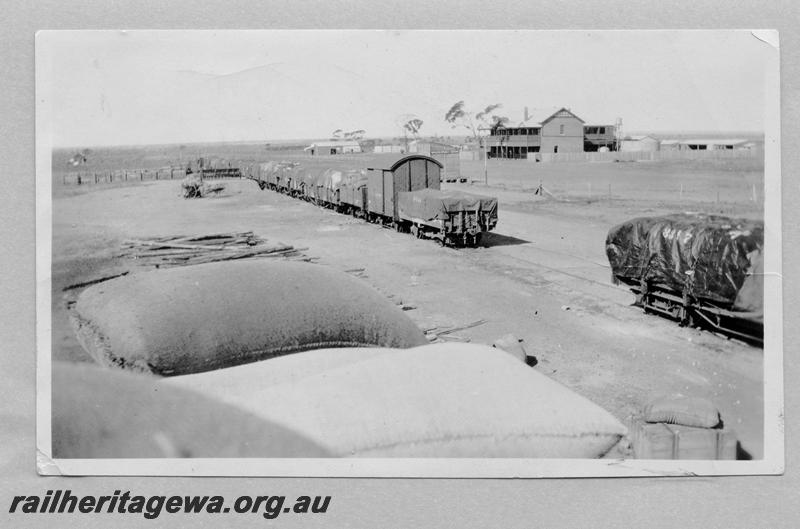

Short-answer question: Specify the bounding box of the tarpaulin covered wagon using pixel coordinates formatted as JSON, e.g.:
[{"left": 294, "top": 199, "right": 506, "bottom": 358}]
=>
[
  {"left": 606, "top": 213, "right": 764, "bottom": 344},
  {"left": 397, "top": 188, "right": 498, "bottom": 247},
  {"left": 251, "top": 161, "right": 300, "bottom": 191}
]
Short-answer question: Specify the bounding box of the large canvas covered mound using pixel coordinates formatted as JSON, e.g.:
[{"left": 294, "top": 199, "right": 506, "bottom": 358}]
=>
[
  {"left": 166, "top": 343, "right": 627, "bottom": 458},
  {"left": 51, "top": 362, "right": 330, "bottom": 458},
  {"left": 605, "top": 213, "right": 763, "bottom": 311},
  {"left": 398, "top": 188, "right": 498, "bottom": 222},
  {"left": 71, "top": 260, "right": 428, "bottom": 376}
]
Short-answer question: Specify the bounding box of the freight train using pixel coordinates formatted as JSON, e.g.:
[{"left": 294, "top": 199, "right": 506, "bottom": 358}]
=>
[
  {"left": 247, "top": 154, "right": 498, "bottom": 247},
  {"left": 606, "top": 213, "right": 764, "bottom": 345}
]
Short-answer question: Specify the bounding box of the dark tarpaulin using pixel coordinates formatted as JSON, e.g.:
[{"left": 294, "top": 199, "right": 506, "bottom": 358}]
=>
[
  {"left": 605, "top": 213, "right": 763, "bottom": 311},
  {"left": 397, "top": 188, "right": 498, "bottom": 222}
]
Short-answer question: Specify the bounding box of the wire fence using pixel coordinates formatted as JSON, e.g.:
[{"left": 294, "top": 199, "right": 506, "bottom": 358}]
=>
[
  {"left": 59, "top": 167, "right": 189, "bottom": 185},
  {"left": 535, "top": 148, "right": 762, "bottom": 163},
  {"left": 460, "top": 146, "right": 762, "bottom": 163},
  {"left": 58, "top": 165, "right": 258, "bottom": 185}
]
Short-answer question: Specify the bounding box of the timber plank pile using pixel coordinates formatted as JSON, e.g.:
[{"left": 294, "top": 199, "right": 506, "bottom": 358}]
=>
[{"left": 119, "top": 232, "right": 311, "bottom": 268}]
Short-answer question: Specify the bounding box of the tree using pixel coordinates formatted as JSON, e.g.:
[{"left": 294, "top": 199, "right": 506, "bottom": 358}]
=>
[
  {"left": 403, "top": 118, "right": 424, "bottom": 152},
  {"left": 490, "top": 115, "right": 510, "bottom": 129},
  {"left": 344, "top": 129, "right": 366, "bottom": 141},
  {"left": 444, "top": 101, "right": 508, "bottom": 145},
  {"left": 403, "top": 118, "right": 424, "bottom": 137},
  {"left": 395, "top": 114, "right": 424, "bottom": 151},
  {"left": 331, "top": 129, "right": 365, "bottom": 141}
]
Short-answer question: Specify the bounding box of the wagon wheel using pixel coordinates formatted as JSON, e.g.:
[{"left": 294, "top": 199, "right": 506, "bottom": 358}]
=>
[
  {"left": 679, "top": 288, "right": 695, "bottom": 327},
  {"left": 681, "top": 309, "right": 696, "bottom": 328}
]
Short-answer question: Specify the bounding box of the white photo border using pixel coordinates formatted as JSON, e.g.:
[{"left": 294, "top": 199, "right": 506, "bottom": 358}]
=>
[{"left": 35, "top": 29, "right": 784, "bottom": 477}]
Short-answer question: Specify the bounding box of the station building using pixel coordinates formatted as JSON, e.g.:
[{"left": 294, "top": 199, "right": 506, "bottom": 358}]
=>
[{"left": 485, "top": 107, "right": 618, "bottom": 159}]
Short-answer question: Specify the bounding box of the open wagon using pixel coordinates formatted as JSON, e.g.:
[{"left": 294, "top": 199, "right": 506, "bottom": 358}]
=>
[{"left": 397, "top": 188, "right": 498, "bottom": 247}]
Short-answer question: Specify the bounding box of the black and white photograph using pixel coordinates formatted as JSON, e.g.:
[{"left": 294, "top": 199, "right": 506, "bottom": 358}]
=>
[{"left": 36, "top": 29, "right": 782, "bottom": 477}]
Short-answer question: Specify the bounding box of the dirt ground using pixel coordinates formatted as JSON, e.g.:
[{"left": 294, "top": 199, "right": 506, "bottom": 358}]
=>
[{"left": 51, "top": 155, "right": 766, "bottom": 459}]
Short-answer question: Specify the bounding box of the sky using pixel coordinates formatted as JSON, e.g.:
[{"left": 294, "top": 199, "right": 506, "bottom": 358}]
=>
[{"left": 38, "top": 30, "right": 775, "bottom": 147}]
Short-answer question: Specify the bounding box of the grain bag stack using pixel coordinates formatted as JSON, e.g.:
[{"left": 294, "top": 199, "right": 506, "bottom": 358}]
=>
[
  {"left": 56, "top": 259, "right": 628, "bottom": 459},
  {"left": 51, "top": 362, "right": 331, "bottom": 458},
  {"left": 165, "top": 343, "right": 627, "bottom": 458},
  {"left": 69, "top": 260, "right": 428, "bottom": 375}
]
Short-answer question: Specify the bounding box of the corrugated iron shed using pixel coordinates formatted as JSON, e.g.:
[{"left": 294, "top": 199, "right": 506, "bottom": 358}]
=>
[{"left": 304, "top": 140, "right": 362, "bottom": 150}]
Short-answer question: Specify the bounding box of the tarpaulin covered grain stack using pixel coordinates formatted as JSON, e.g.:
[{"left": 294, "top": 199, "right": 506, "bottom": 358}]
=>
[{"left": 606, "top": 213, "right": 763, "bottom": 311}]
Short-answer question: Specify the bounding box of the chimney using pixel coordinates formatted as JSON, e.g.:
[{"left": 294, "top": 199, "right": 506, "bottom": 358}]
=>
[{"left": 524, "top": 106, "right": 530, "bottom": 121}]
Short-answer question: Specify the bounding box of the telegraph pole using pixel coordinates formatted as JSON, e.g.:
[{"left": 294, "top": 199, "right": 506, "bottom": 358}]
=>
[
  {"left": 479, "top": 126, "right": 490, "bottom": 185},
  {"left": 484, "top": 139, "right": 488, "bottom": 185}
]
